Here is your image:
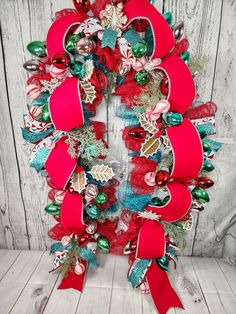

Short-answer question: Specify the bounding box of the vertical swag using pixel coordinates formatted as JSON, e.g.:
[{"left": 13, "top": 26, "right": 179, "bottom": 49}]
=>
[{"left": 22, "top": 0, "right": 222, "bottom": 313}]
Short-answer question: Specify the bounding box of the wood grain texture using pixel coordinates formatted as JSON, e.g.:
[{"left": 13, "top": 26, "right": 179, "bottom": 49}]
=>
[{"left": 0, "top": 0, "right": 235, "bottom": 257}]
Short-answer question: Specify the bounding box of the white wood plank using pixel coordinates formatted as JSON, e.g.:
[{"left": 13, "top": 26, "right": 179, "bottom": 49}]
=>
[
  {"left": 0, "top": 27, "right": 29, "bottom": 250},
  {"left": 0, "top": 0, "right": 54, "bottom": 251},
  {"left": 86, "top": 253, "right": 116, "bottom": 288},
  {"left": 2, "top": 250, "right": 43, "bottom": 284},
  {"left": 204, "top": 292, "right": 236, "bottom": 314},
  {"left": 110, "top": 287, "right": 142, "bottom": 314},
  {"left": 113, "top": 255, "right": 132, "bottom": 289},
  {"left": 168, "top": 257, "right": 209, "bottom": 313},
  {"left": 142, "top": 293, "right": 176, "bottom": 314},
  {"left": 10, "top": 283, "right": 54, "bottom": 314},
  {"left": 0, "top": 250, "right": 21, "bottom": 280},
  {"left": 76, "top": 287, "right": 111, "bottom": 314},
  {"left": 216, "top": 258, "right": 236, "bottom": 296},
  {"left": 0, "top": 250, "right": 43, "bottom": 313},
  {"left": 9, "top": 251, "right": 58, "bottom": 313},
  {"left": 191, "top": 257, "right": 232, "bottom": 293},
  {"left": 44, "top": 275, "right": 80, "bottom": 314}
]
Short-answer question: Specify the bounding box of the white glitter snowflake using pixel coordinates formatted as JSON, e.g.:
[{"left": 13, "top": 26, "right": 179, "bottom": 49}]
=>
[
  {"left": 100, "top": 3, "right": 128, "bottom": 32},
  {"left": 138, "top": 211, "right": 161, "bottom": 221}
]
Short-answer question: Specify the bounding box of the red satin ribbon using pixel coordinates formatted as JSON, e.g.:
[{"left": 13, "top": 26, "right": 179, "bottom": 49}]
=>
[
  {"left": 124, "top": 0, "right": 174, "bottom": 59},
  {"left": 167, "top": 119, "right": 204, "bottom": 180},
  {"left": 45, "top": 136, "right": 77, "bottom": 190},
  {"left": 157, "top": 56, "right": 196, "bottom": 113},
  {"left": 147, "top": 263, "right": 184, "bottom": 314},
  {"left": 61, "top": 190, "right": 86, "bottom": 232},
  {"left": 58, "top": 261, "right": 88, "bottom": 292},
  {"left": 49, "top": 77, "right": 84, "bottom": 131},
  {"left": 46, "top": 12, "right": 87, "bottom": 58}
]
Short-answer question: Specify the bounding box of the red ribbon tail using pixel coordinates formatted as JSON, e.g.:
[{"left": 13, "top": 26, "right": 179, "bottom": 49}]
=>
[
  {"left": 146, "top": 263, "right": 184, "bottom": 314},
  {"left": 58, "top": 262, "right": 88, "bottom": 292}
]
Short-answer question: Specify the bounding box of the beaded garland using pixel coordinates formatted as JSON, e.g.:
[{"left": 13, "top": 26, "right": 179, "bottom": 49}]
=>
[{"left": 22, "top": 0, "right": 222, "bottom": 313}]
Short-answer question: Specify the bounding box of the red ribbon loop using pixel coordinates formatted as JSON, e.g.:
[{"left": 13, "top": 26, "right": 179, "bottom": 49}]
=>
[
  {"left": 124, "top": 0, "right": 174, "bottom": 59},
  {"left": 167, "top": 119, "right": 204, "bottom": 180},
  {"left": 49, "top": 77, "right": 84, "bottom": 131},
  {"left": 45, "top": 136, "right": 77, "bottom": 190},
  {"left": 146, "top": 181, "right": 192, "bottom": 223},
  {"left": 157, "top": 56, "right": 196, "bottom": 113},
  {"left": 46, "top": 12, "right": 87, "bottom": 58},
  {"left": 61, "top": 191, "right": 86, "bottom": 231},
  {"left": 137, "top": 220, "right": 165, "bottom": 259}
]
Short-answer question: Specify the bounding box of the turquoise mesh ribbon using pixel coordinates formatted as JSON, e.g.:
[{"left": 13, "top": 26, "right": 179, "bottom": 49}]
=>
[
  {"left": 30, "top": 146, "right": 50, "bottom": 172},
  {"left": 128, "top": 259, "right": 152, "bottom": 288},
  {"left": 31, "top": 92, "right": 50, "bottom": 106},
  {"left": 115, "top": 105, "right": 140, "bottom": 126},
  {"left": 50, "top": 242, "right": 65, "bottom": 254},
  {"left": 196, "top": 123, "right": 215, "bottom": 136},
  {"left": 80, "top": 246, "right": 99, "bottom": 269},
  {"left": 118, "top": 181, "right": 151, "bottom": 212},
  {"left": 21, "top": 127, "right": 54, "bottom": 143},
  {"left": 102, "top": 29, "right": 118, "bottom": 49}
]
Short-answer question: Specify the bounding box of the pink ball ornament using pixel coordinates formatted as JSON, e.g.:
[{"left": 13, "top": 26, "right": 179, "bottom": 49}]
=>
[
  {"left": 54, "top": 190, "right": 66, "bottom": 204},
  {"left": 74, "top": 261, "right": 86, "bottom": 275},
  {"left": 29, "top": 106, "right": 42, "bottom": 120},
  {"left": 49, "top": 65, "right": 66, "bottom": 80},
  {"left": 132, "top": 57, "right": 146, "bottom": 71},
  {"left": 144, "top": 171, "right": 156, "bottom": 186},
  {"left": 145, "top": 99, "right": 170, "bottom": 121},
  {"left": 26, "top": 84, "right": 41, "bottom": 100}
]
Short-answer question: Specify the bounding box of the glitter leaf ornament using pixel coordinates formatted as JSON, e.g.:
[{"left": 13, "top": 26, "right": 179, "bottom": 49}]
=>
[
  {"left": 141, "top": 135, "right": 161, "bottom": 157},
  {"left": 70, "top": 171, "right": 87, "bottom": 193},
  {"left": 89, "top": 164, "right": 115, "bottom": 182},
  {"left": 80, "top": 80, "right": 96, "bottom": 104},
  {"left": 139, "top": 114, "right": 158, "bottom": 134}
]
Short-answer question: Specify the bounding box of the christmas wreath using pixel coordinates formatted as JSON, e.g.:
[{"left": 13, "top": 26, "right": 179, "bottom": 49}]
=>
[{"left": 22, "top": 0, "right": 222, "bottom": 313}]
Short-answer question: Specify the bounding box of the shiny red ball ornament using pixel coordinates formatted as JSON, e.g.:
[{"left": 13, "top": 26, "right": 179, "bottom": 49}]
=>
[
  {"left": 160, "top": 76, "right": 169, "bottom": 95},
  {"left": 128, "top": 127, "right": 146, "bottom": 142},
  {"left": 73, "top": 0, "right": 91, "bottom": 13},
  {"left": 52, "top": 52, "right": 70, "bottom": 69},
  {"left": 78, "top": 232, "right": 91, "bottom": 247},
  {"left": 132, "top": 19, "right": 149, "bottom": 32},
  {"left": 155, "top": 170, "right": 170, "bottom": 186},
  {"left": 196, "top": 176, "right": 214, "bottom": 189}
]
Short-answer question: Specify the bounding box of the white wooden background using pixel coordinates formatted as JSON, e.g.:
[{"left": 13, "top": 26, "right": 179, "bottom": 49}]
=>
[{"left": 0, "top": 0, "right": 235, "bottom": 257}]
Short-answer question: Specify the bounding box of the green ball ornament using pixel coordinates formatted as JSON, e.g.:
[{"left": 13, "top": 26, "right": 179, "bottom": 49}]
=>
[
  {"left": 162, "top": 196, "right": 170, "bottom": 205},
  {"left": 191, "top": 187, "right": 210, "bottom": 203},
  {"left": 97, "top": 236, "right": 110, "bottom": 253},
  {"left": 180, "top": 51, "right": 190, "bottom": 64},
  {"left": 202, "top": 159, "right": 215, "bottom": 172},
  {"left": 45, "top": 202, "right": 60, "bottom": 216},
  {"left": 132, "top": 42, "right": 148, "bottom": 58},
  {"left": 27, "top": 41, "right": 47, "bottom": 58},
  {"left": 135, "top": 70, "right": 150, "bottom": 85},
  {"left": 163, "top": 12, "right": 173, "bottom": 26},
  {"left": 86, "top": 204, "right": 100, "bottom": 219},
  {"left": 164, "top": 112, "right": 183, "bottom": 126},
  {"left": 202, "top": 139, "right": 212, "bottom": 152},
  {"left": 65, "top": 34, "right": 80, "bottom": 53},
  {"left": 156, "top": 255, "right": 169, "bottom": 271},
  {"left": 41, "top": 103, "right": 51, "bottom": 122},
  {"left": 94, "top": 192, "right": 108, "bottom": 204}
]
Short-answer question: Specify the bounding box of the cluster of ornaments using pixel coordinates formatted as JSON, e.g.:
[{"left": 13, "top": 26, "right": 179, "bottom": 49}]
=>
[{"left": 22, "top": 0, "right": 222, "bottom": 312}]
